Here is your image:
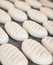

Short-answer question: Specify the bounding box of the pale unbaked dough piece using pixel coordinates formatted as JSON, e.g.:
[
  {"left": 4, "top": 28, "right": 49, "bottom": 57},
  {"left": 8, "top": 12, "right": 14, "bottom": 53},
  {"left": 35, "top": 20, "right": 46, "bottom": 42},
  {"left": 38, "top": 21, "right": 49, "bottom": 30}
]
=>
[
  {"left": 0, "top": 9, "right": 11, "bottom": 24},
  {"left": 14, "top": 1, "right": 31, "bottom": 12},
  {"left": 27, "top": 9, "right": 48, "bottom": 23},
  {"left": 43, "top": 21, "right": 53, "bottom": 35},
  {"left": 8, "top": 8, "right": 27, "bottom": 22},
  {"left": 25, "top": 0, "right": 41, "bottom": 9},
  {"left": 0, "top": 27, "right": 9, "bottom": 44},
  {"left": 0, "top": 1, "right": 14, "bottom": 10},
  {"left": 0, "top": 44, "right": 28, "bottom": 65},
  {"left": 5, "top": 21, "right": 28, "bottom": 41},
  {"left": 40, "top": 0, "right": 53, "bottom": 8},
  {"left": 22, "top": 39, "right": 52, "bottom": 65},
  {"left": 41, "top": 36, "right": 53, "bottom": 54},
  {"left": 40, "top": 7, "right": 53, "bottom": 19},
  {"left": 23, "top": 20, "right": 48, "bottom": 38}
]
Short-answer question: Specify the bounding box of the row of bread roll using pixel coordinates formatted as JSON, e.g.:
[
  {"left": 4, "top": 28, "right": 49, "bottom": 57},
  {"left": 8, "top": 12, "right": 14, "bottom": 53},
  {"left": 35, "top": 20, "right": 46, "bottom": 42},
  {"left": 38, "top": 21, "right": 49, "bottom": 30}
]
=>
[
  {"left": 14, "top": 0, "right": 53, "bottom": 22},
  {"left": 13, "top": 1, "right": 53, "bottom": 23},
  {"left": 23, "top": 20, "right": 53, "bottom": 36},
  {"left": 14, "top": 0, "right": 53, "bottom": 20},
  {"left": 7, "top": 0, "right": 42, "bottom": 9},
  {"left": 0, "top": 0, "right": 39, "bottom": 23},
  {"left": 14, "top": 0, "right": 51, "bottom": 23},
  {"left": 0, "top": 20, "right": 53, "bottom": 44},
  {"left": 0, "top": 38, "right": 53, "bottom": 65},
  {"left": 4, "top": 20, "right": 46, "bottom": 40},
  {"left": 14, "top": 1, "right": 53, "bottom": 21},
  {"left": 3, "top": 0, "right": 53, "bottom": 9},
  {"left": 0, "top": 6, "right": 53, "bottom": 24},
  {"left": 0, "top": 1, "right": 53, "bottom": 23},
  {"left": 0, "top": 0, "right": 53, "bottom": 12},
  {"left": 24, "top": 0, "right": 53, "bottom": 9},
  {"left": 0, "top": 1, "right": 28, "bottom": 22}
]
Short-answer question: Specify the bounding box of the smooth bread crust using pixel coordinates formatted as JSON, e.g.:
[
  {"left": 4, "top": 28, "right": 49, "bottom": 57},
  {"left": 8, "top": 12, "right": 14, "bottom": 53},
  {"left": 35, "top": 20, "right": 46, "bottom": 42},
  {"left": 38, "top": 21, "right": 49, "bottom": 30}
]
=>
[
  {"left": 0, "top": 27, "right": 9, "bottom": 44},
  {"left": 14, "top": 1, "right": 31, "bottom": 12},
  {"left": 0, "top": 1, "right": 14, "bottom": 10},
  {"left": 22, "top": 39, "right": 52, "bottom": 65},
  {"left": 25, "top": 0, "right": 41, "bottom": 9},
  {"left": 8, "top": 8, "right": 27, "bottom": 22},
  {"left": 27, "top": 9, "right": 48, "bottom": 23},
  {"left": 23, "top": 20, "right": 48, "bottom": 38},
  {"left": 41, "top": 36, "right": 53, "bottom": 54},
  {"left": 0, "top": 9, "right": 11, "bottom": 24},
  {"left": 0, "top": 44, "right": 28, "bottom": 65},
  {"left": 5, "top": 21, "right": 28, "bottom": 41}
]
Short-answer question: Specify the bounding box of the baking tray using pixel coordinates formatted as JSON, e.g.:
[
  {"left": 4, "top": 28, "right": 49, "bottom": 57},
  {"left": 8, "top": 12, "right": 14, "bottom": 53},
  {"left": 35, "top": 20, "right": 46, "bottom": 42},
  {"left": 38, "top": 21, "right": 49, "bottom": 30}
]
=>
[{"left": 0, "top": 0, "right": 53, "bottom": 65}]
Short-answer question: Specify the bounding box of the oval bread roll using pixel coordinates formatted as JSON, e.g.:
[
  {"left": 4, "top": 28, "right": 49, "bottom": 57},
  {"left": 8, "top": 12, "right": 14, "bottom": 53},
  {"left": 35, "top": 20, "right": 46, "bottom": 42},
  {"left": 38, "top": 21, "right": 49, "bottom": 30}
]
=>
[
  {"left": 0, "top": 1, "right": 14, "bottom": 10},
  {"left": 0, "top": 27, "right": 9, "bottom": 44},
  {"left": 41, "top": 36, "right": 53, "bottom": 54},
  {"left": 14, "top": 1, "right": 31, "bottom": 12},
  {"left": 0, "top": 9, "right": 11, "bottom": 24},
  {"left": 0, "top": 44, "right": 28, "bottom": 65},
  {"left": 40, "top": 0, "right": 53, "bottom": 8},
  {"left": 23, "top": 20, "right": 48, "bottom": 38},
  {"left": 40, "top": 7, "right": 53, "bottom": 19},
  {"left": 25, "top": 0, "right": 41, "bottom": 9},
  {"left": 8, "top": 8, "right": 27, "bottom": 22},
  {"left": 43, "top": 21, "right": 53, "bottom": 35},
  {"left": 22, "top": 39, "right": 52, "bottom": 65},
  {"left": 27, "top": 9, "right": 48, "bottom": 23},
  {"left": 5, "top": 21, "right": 28, "bottom": 41}
]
